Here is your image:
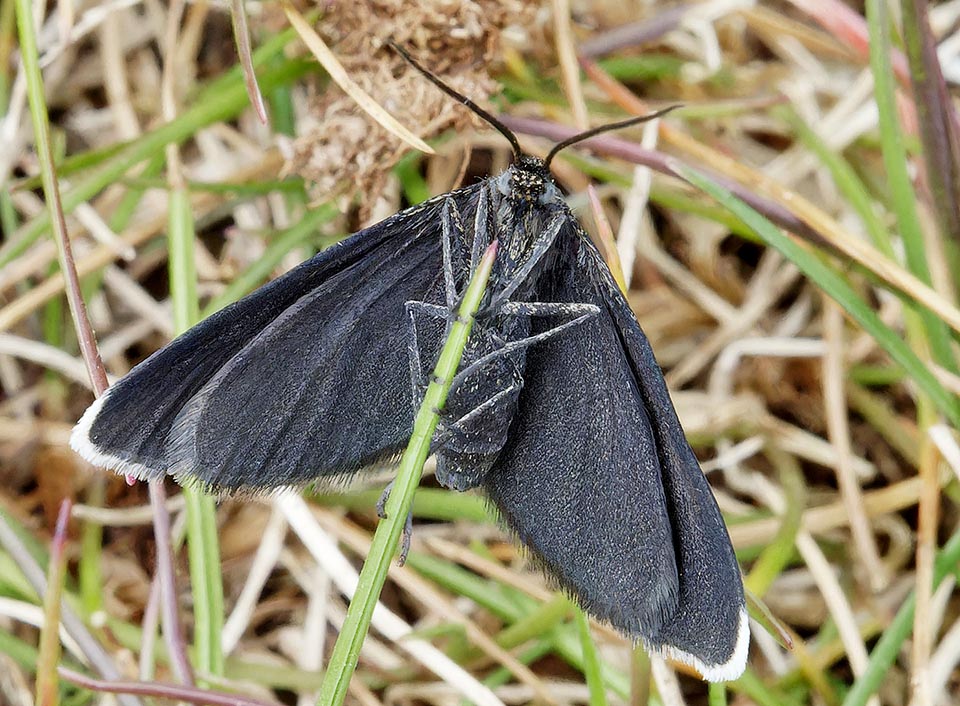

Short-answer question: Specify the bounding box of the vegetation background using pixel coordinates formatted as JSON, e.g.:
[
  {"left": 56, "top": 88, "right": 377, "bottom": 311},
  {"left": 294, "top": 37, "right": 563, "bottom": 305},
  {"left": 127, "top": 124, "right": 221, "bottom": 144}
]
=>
[{"left": 1, "top": 0, "right": 960, "bottom": 705}]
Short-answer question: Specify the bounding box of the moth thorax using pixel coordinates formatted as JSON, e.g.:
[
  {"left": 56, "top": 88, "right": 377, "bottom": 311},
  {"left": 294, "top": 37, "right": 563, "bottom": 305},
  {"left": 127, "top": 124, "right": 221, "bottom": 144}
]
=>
[{"left": 497, "top": 156, "right": 558, "bottom": 205}]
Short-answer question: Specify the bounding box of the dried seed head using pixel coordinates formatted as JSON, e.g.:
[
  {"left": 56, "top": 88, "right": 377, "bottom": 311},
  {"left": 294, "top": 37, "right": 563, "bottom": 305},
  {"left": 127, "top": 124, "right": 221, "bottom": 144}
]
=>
[{"left": 293, "top": 0, "right": 539, "bottom": 209}]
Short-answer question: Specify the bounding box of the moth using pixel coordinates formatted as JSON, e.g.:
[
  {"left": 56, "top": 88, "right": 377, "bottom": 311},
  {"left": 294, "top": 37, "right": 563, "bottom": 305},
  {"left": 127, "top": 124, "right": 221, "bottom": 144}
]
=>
[{"left": 71, "top": 45, "right": 749, "bottom": 681}]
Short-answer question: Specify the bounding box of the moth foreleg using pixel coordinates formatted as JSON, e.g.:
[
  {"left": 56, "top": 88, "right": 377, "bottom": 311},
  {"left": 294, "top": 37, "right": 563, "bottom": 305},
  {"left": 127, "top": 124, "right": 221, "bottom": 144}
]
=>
[
  {"left": 468, "top": 186, "right": 490, "bottom": 272},
  {"left": 486, "top": 214, "right": 565, "bottom": 309},
  {"left": 440, "top": 198, "right": 466, "bottom": 309}
]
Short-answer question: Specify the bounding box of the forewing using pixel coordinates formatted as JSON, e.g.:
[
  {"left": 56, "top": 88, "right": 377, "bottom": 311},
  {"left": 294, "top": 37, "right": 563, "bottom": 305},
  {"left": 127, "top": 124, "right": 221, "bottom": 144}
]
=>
[
  {"left": 72, "top": 191, "right": 471, "bottom": 484},
  {"left": 484, "top": 219, "right": 680, "bottom": 641},
  {"left": 486, "top": 219, "right": 747, "bottom": 682},
  {"left": 595, "top": 234, "right": 748, "bottom": 680},
  {"left": 165, "top": 224, "right": 443, "bottom": 489}
]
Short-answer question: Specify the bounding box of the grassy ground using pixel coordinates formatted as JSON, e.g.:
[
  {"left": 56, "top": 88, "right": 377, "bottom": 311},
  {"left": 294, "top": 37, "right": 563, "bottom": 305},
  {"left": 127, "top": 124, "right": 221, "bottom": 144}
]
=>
[{"left": 2, "top": 1, "right": 960, "bottom": 705}]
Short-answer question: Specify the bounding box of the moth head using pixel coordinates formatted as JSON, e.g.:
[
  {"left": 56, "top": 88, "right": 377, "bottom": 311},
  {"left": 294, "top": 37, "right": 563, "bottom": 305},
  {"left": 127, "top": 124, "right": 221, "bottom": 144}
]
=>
[{"left": 496, "top": 156, "right": 559, "bottom": 205}]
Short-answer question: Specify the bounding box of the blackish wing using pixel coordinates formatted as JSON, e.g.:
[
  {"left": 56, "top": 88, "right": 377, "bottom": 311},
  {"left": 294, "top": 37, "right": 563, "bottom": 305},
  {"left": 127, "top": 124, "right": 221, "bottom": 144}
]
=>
[
  {"left": 483, "top": 217, "right": 681, "bottom": 637},
  {"left": 484, "top": 218, "right": 746, "bottom": 675},
  {"left": 77, "top": 187, "right": 481, "bottom": 487},
  {"left": 595, "top": 229, "right": 746, "bottom": 672}
]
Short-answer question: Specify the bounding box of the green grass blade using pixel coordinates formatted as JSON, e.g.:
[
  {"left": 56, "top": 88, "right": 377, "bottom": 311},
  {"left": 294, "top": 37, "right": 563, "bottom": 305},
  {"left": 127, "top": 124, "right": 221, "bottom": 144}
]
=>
[
  {"left": 744, "top": 451, "right": 805, "bottom": 597},
  {"left": 679, "top": 164, "right": 960, "bottom": 427},
  {"left": 575, "top": 609, "right": 608, "bottom": 706},
  {"left": 0, "top": 33, "right": 312, "bottom": 268},
  {"left": 202, "top": 203, "right": 340, "bottom": 316},
  {"left": 168, "top": 186, "right": 224, "bottom": 676},
  {"left": 317, "top": 241, "right": 499, "bottom": 706},
  {"left": 782, "top": 108, "right": 892, "bottom": 257},
  {"left": 866, "top": 0, "right": 957, "bottom": 373},
  {"left": 842, "top": 527, "right": 960, "bottom": 706}
]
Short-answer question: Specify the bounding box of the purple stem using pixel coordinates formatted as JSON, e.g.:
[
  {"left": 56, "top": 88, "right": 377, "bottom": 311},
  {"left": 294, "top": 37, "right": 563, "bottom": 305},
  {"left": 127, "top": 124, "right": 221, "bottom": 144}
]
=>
[
  {"left": 578, "top": 6, "right": 687, "bottom": 58},
  {"left": 499, "top": 114, "right": 828, "bottom": 247},
  {"left": 901, "top": 0, "right": 960, "bottom": 245},
  {"left": 59, "top": 667, "right": 283, "bottom": 706},
  {"left": 149, "top": 481, "right": 195, "bottom": 684}
]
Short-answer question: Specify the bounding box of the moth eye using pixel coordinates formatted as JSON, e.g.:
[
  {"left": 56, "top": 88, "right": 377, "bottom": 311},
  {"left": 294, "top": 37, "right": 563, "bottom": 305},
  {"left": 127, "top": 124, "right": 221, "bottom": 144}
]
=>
[{"left": 538, "top": 183, "right": 559, "bottom": 205}]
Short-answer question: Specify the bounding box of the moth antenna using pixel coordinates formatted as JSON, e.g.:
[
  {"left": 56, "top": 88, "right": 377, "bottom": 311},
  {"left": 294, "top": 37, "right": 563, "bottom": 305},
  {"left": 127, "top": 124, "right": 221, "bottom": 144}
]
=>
[
  {"left": 389, "top": 41, "right": 524, "bottom": 163},
  {"left": 543, "top": 105, "right": 681, "bottom": 169}
]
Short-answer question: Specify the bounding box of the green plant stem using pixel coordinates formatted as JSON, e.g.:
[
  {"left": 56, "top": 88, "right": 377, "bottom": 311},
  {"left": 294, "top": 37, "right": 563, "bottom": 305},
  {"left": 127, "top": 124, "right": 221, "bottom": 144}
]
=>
[
  {"left": 708, "top": 682, "right": 728, "bottom": 706},
  {"left": 317, "top": 241, "right": 499, "bottom": 706},
  {"left": 168, "top": 186, "right": 224, "bottom": 676},
  {"left": 575, "top": 609, "right": 608, "bottom": 706},
  {"left": 866, "top": 0, "right": 957, "bottom": 373}
]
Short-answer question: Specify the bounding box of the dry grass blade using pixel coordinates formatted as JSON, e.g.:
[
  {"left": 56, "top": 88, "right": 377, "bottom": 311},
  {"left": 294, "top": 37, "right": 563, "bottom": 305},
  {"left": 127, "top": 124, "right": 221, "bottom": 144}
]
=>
[
  {"left": 552, "top": 0, "right": 589, "bottom": 131},
  {"left": 230, "top": 0, "right": 268, "bottom": 125},
  {"left": 586, "top": 184, "right": 627, "bottom": 293},
  {"left": 282, "top": 3, "right": 434, "bottom": 156},
  {"left": 822, "top": 300, "right": 887, "bottom": 591}
]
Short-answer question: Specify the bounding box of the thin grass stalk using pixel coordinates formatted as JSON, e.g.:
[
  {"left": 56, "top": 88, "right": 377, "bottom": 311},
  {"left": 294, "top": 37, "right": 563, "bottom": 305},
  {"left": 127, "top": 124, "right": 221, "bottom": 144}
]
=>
[
  {"left": 35, "top": 501, "right": 71, "bottom": 706},
  {"left": 318, "top": 241, "right": 499, "bottom": 706},
  {"left": 866, "top": 0, "right": 957, "bottom": 374}
]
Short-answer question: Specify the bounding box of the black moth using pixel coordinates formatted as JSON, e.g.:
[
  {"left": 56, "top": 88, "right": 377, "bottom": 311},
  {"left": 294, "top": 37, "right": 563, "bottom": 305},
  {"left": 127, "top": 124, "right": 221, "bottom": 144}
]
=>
[{"left": 71, "top": 45, "right": 748, "bottom": 681}]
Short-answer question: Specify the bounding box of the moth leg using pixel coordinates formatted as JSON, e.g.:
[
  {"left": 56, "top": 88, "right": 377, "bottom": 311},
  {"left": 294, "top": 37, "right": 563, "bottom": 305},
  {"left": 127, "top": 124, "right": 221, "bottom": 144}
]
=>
[
  {"left": 405, "top": 301, "right": 449, "bottom": 319},
  {"left": 432, "top": 378, "right": 523, "bottom": 452},
  {"left": 398, "top": 511, "right": 414, "bottom": 566},
  {"left": 500, "top": 301, "right": 599, "bottom": 318},
  {"left": 434, "top": 375, "right": 525, "bottom": 492},
  {"left": 441, "top": 198, "right": 466, "bottom": 309},
  {"left": 404, "top": 300, "right": 450, "bottom": 407},
  {"left": 375, "top": 480, "right": 415, "bottom": 566},
  {"left": 376, "top": 479, "right": 394, "bottom": 519},
  {"left": 486, "top": 213, "right": 565, "bottom": 310},
  {"left": 450, "top": 303, "right": 599, "bottom": 390},
  {"left": 468, "top": 186, "right": 491, "bottom": 272}
]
